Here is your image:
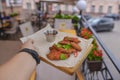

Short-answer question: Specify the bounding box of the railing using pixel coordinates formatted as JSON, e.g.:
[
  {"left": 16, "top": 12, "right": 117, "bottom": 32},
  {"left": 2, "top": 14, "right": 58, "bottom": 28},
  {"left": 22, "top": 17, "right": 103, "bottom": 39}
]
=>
[{"left": 76, "top": 16, "right": 120, "bottom": 80}]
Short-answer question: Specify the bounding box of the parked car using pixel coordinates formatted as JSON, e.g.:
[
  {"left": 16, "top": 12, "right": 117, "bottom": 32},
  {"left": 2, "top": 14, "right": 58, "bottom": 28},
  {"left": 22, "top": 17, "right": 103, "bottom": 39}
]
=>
[
  {"left": 85, "top": 17, "right": 114, "bottom": 32},
  {"left": 104, "top": 13, "right": 120, "bottom": 20}
]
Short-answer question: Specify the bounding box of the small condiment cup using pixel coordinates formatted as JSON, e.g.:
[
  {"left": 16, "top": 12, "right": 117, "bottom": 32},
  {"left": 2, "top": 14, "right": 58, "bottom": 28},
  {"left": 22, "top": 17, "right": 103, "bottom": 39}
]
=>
[{"left": 44, "top": 30, "right": 58, "bottom": 42}]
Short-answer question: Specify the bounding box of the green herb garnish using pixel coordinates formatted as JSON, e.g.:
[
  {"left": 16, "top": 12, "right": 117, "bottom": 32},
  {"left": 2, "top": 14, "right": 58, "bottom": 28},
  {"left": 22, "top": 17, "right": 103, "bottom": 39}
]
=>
[
  {"left": 60, "top": 54, "right": 66, "bottom": 60},
  {"left": 62, "top": 44, "right": 71, "bottom": 50},
  {"left": 55, "top": 43, "right": 62, "bottom": 48}
]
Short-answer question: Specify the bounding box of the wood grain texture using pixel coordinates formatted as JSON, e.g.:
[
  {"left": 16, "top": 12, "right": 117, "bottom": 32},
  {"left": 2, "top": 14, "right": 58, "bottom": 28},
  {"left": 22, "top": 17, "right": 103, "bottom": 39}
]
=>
[
  {"left": 75, "top": 70, "right": 84, "bottom": 80},
  {"left": 30, "top": 70, "right": 36, "bottom": 80}
]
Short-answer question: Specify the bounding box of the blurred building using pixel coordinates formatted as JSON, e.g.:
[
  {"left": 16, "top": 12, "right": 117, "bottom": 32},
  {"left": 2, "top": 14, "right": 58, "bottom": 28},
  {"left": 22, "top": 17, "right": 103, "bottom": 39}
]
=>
[
  {"left": 0, "top": 0, "right": 22, "bottom": 15},
  {"left": 36, "top": 0, "right": 120, "bottom": 15},
  {"left": 0, "top": 0, "right": 36, "bottom": 14},
  {"left": 35, "top": 0, "right": 77, "bottom": 15},
  {"left": 22, "top": 0, "right": 36, "bottom": 10},
  {"left": 1, "top": 0, "right": 120, "bottom": 16},
  {"left": 86, "top": 0, "right": 120, "bottom": 15}
]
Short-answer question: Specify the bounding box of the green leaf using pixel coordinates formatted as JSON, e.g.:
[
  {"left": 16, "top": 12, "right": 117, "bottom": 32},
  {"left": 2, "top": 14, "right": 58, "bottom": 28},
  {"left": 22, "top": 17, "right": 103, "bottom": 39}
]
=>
[
  {"left": 55, "top": 43, "right": 62, "bottom": 48},
  {"left": 62, "top": 44, "right": 71, "bottom": 50},
  {"left": 60, "top": 54, "right": 66, "bottom": 60},
  {"left": 63, "top": 14, "right": 72, "bottom": 19},
  {"left": 72, "top": 15, "right": 80, "bottom": 23},
  {"left": 73, "top": 23, "right": 78, "bottom": 27},
  {"left": 54, "top": 14, "right": 64, "bottom": 19}
]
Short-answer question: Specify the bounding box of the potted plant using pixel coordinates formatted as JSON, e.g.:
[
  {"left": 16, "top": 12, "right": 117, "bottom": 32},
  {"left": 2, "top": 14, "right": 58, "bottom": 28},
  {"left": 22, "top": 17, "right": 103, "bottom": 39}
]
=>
[
  {"left": 63, "top": 14, "right": 72, "bottom": 19},
  {"left": 80, "top": 28, "right": 103, "bottom": 72},
  {"left": 72, "top": 15, "right": 80, "bottom": 23},
  {"left": 54, "top": 13, "right": 73, "bottom": 29},
  {"left": 54, "top": 14, "right": 64, "bottom": 19},
  {"left": 73, "top": 23, "right": 78, "bottom": 30},
  {"left": 72, "top": 15, "right": 80, "bottom": 30},
  {"left": 10, "top": 12, "right": 19, "bottom": 18},
  {"left": 54, "top": 14, "right": 72, "bottom": 19}
]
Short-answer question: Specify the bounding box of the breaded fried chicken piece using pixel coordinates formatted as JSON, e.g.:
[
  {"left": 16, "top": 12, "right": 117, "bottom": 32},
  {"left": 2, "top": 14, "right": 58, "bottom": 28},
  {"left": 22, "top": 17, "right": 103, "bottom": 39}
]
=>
[
  {"left": 64, "top": 36, "right": 80, "bottom": 43},
  {"left": 59, "top": 40, "right": 70, "bottom": 45},
  {"left": 71, "top": 42, "right": 82, "bottom": 51},
  {"left": 49, "top": 44, "right": 57, "bottom": 50},
  {"left": 53, "top": 45, "right": 73, "bottom": 54},
  {"left": 47, "top": 50, "right": 61, "bottom": 60},
  {"left": 47, "top": 51, "right": 70, "bottom": 60},
  {"left": 47, "top": 36, "right": 82, "bottom": 60}
]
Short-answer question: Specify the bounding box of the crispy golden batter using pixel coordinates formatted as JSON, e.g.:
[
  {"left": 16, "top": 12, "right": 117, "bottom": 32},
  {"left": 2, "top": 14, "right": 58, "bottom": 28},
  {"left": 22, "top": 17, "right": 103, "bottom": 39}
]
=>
[
  {"left": 53, "top": 45, "right": 71, "bottom": 54},
  {"left": 47, "top": 50, "right": 61, "bottom": 60},
  {"left": 63, "top": 36, "right": 80, "bottom": 43},
  {"left": 47, "top": 36, "right": 82, "bottom": 60},
  {"left": 71, "top": 42, "right": 82, "bottom": 51},
  {"left": 59, "top": 40, "right": 70, "bottom": 45},
  {"left": 47, "top": 50, "right": 70, "bottom": 60}
]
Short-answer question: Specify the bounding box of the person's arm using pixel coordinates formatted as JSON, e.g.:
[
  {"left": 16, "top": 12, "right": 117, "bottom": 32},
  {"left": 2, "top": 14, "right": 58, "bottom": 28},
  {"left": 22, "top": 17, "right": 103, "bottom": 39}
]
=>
[{"left": 0, "top": 39, "right": 38, "bottom": 80}]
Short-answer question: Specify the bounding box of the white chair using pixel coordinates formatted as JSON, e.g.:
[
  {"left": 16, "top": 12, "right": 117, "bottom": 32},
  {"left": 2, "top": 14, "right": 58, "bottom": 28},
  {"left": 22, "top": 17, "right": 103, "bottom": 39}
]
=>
[{"left": 19, "top": 22, "right": 34, "bottom": 37}]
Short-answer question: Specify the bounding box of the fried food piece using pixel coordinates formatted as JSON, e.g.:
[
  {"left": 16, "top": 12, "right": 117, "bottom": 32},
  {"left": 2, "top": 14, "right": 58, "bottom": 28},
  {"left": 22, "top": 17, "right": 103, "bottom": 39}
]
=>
[
  {"left": 47, "top": 53, "right": 55, "bottom": 60},
  {"left": 64, "top": 36, "right": 80, "bottom": 43},
  {"left": 67, "top": 48, "right": 77, "bottom": 53},
  {"left": 47, "top": 51, "right": 70, "bottom": 60},
  {"left": 53, "top": 45, "right": 72, "bottom": 54},
  {"left": 59, "top": 40, "right": 70, "bottom": 45},
  {"left": 47, "top": 36, "right": 82, "bottom": 60},
  {"left": 71, "top": 42, "right": 82, "bottom": 51},
  {"left": 51, "top": 43, "right": 77, "bottom": 54},
  {"left": 49, "top": 44, "right": 57, "bottom": 50},
  {"left": 47, "top": 50, "right": 61, "bottom": 60}
]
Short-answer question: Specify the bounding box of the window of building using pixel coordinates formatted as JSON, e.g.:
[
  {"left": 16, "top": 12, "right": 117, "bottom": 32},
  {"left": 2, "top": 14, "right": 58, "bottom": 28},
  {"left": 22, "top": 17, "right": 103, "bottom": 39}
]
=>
[
  {"left": 60, "top": 4, "right": 65, "bottom": 11},
  {"left": 68, "top": 5, "right": 73, "bottom": 12},
  {"left": 108, "top": 6, "right": 112, "bottom": 13},
  {"left": 57, "top": 4, "right": 60, "bottom": 10},
  {"left": 26, "top": 2, "right": 31, "bottom": 10},
  {"left": 65, "top": 4, "right": 67, "bottom": 11},
  {"left": 99, "top": 5, "right": 103, "bottom": 13},
  {"left": 6, "top": 0, "right": 22, "bottom": 7},
  {"left": 52, "top": 3, "right": 57, "bottom": 11},
  {"left": 91, "top": 5, "right": 95, "bottom": 13}
]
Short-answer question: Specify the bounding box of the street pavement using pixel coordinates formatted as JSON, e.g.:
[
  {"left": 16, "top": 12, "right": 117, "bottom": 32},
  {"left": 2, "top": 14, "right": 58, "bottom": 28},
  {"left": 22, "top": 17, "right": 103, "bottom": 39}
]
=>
[
  {"left": 97, "top": 20, "right": 120, "bottom": 79},
  {"left": 97, "top": 20, "right": 120, "bottom": 62}
]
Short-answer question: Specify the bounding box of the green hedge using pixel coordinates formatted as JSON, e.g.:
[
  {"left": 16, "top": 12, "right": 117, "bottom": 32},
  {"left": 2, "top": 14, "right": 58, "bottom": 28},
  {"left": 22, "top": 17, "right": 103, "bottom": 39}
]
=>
[
  {"left": 54, "top": 14, "right": 72, "bottom": 19},
  {"left": 10, "top": 12, "right": 19, "bottom": 17}
]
